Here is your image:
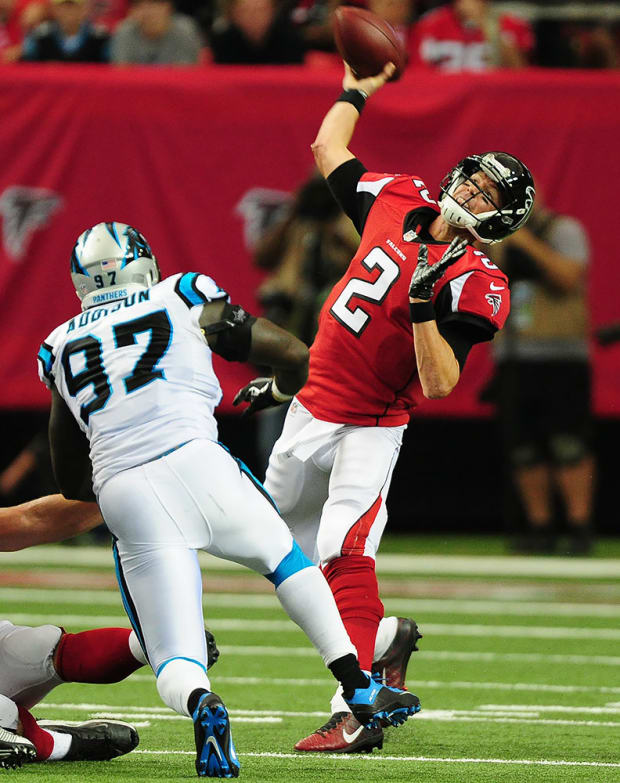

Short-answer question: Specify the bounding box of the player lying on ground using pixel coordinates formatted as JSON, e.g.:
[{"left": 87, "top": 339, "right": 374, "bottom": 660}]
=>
[
  {"left": 0, "top": 618, "right": 220, "bottom": 768},
  {"left": 38, "top": 221, "right": 420, "bottom": 778},
  {"left": 0, "top": 500, "right": 220, "bottom": 768},
  {"left": 0, "top": 622, "right": 143, "bottom": 768},
  {"left": 235, "top": 61, "right": 535, "bottom": 753}
]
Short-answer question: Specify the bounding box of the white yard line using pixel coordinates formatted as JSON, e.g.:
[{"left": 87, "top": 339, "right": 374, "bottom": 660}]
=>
[
  {"left": 3, "top": 546, "right": 619, "bottom": 578},
  {"left": 134, "top": 750, "right": 620, "bottom": 768},
  {"left": 40, "top": 703, "right": 620, "bottom": 729},
  {"left": 126, "top": 674, "right": 620, "bottom": 695},
  {"left": 8, "top": 613, "right": 620, "bottom": 641},
  {"left": 3, "top": 587, "right": 620, "bottom": 618},
  {"left": 479, "top": 704, "right": 620, "bottom": 715}
]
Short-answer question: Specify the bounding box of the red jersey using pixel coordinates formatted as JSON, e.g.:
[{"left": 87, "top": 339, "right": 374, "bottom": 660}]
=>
[
  {"left": 297, "top": 170, "right": 510, "bottom": 426},
  {"left": 409, "top": 5, "right": 533, "bottom": 71}
]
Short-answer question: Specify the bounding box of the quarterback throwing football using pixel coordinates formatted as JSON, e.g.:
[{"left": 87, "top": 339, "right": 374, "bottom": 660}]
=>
[{"left": 235, "top": 61, "right": 535, "bottom": 752}]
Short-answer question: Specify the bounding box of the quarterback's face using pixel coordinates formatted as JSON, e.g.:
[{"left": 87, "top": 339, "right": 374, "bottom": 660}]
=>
[{"left": 452, "top": 171, "right": 501, "bottom": 215}]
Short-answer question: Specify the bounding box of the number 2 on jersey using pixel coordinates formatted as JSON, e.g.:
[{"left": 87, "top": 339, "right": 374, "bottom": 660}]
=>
[
  {"left": 330, "top": 247, "right": 400, "bottom": 336},
  {"left": 62, "top": 310, "right": 172, "bottom": 423}
]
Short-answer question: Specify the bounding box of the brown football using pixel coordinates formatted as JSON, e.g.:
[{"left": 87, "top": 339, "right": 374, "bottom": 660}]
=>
[{"left": 333, "top": 6, "right": 406, "bottom": 80}]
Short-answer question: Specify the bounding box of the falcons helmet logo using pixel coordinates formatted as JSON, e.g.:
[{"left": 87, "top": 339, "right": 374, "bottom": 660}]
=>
[
  {"left": 485, "top": 292, "right": 502, "bottom": 316},
  {"left": 0, "top": 186, "right": 63, "bottom": 261}
]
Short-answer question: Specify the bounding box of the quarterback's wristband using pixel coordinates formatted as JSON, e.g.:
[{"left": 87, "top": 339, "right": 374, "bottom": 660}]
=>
[
  {"left": 271, "top": 378, "right": 294, "bottom": 403},
  {"left": 410, "top": 301, "right": 436, "bottom": 323},
  {"left": 336, "top": 89, "right": 368, "bottom": 114}
]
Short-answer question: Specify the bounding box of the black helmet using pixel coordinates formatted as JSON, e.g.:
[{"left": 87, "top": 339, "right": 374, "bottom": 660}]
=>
[{"left": 439, "top": 152, "right": 535, "bottom": 243}]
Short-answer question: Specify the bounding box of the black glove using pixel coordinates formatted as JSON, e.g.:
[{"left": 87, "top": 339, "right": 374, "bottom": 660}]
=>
[
  {"left": 409, "top": 237, "right": 469, "bottom": 300},
  {"left": 232, "top": 376, "right": 292, "bottom": 417}
]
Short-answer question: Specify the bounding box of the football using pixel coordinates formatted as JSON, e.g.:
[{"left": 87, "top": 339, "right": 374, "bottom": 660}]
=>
[{"left": 333, "top": 6, "right": 406, "bottom": 80}]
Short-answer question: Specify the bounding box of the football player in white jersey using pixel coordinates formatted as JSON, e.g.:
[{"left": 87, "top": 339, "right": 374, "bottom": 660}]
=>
[{"left": 38, "top": 222, "right": 420, "bottom": 778}]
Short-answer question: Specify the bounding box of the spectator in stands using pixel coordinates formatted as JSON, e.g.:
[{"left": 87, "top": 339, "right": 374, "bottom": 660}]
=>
[
  {"left": 21, "top": 0, "right": 109, "bottom": 62},
  {"left": 409, "top": 0, "right": 533, "bottom": 71},
  {"left": 0, "top": 0, "right": 46, "bottom": 62},
  {"left": 110, "top": 0, "right": 202, "bottom": 65},
  {"left": 87, "top": 0, "right": 129, "bottom": 33},
  {"left": 487, "top": 197, "right": 594, "bottom": 556},
  {"left": 209, "top": 0, "right": 305, "bottom": 64}
]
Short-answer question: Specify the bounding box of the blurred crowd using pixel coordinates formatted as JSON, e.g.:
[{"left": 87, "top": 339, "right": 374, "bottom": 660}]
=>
[{"left": 1, "top": 0, "right": 618, "bottom": 68}]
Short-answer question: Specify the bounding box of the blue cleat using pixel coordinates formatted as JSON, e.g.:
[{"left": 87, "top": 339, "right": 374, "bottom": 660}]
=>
[
  {"left": 344, "top": 671, "right": 421, "bottom": 729},
  {"left": 192, "top": 692, "right": 240, "bottom": 778}
]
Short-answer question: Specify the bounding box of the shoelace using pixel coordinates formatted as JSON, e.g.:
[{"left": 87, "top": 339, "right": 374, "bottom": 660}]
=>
[{"left": 315, "top": 712, "right": 349, "bottom": 736}]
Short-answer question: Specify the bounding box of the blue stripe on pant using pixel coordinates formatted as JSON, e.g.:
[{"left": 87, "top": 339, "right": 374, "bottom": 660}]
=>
[
  {"left": 112, "top": 539, "right": 148, "bottom": 660},
  {"left": 265, "top": 540, "right": 314, "bottom": 588}
]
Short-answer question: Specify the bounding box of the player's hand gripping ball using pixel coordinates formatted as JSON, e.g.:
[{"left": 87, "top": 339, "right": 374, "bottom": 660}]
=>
[{"left": 333, "top": 5, "right": 406, "bottom": 80}]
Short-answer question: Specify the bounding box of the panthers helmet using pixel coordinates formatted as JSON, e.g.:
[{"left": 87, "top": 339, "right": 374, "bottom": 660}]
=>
[
  {"left": 71, "top": 222, "right": 161, "bottom": 310},
  {"left": 439, "top": 152, "right": 535, "bottom": 243}
]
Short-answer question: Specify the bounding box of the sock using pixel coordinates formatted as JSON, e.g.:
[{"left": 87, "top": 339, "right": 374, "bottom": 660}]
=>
[
  {"left": 187, "top": 687, "right": 209, "bottom": 716},
  {"left": 328, "top": 653, "right": 369, "bottom": 700},
  {"left": 275, "top": 566, "right": 357, "bottom": 665},
  {"left": 55, "top": 628, "right": 144, "bottom": 683},
  {"left": 373, "top": 616, "right": 399, "bottom": 661},
  {"left": 128, "top": 630, "right": 148, "bottom": 665},
  {"left": 46, "top": 731, "right": 73, "bottom": 761},
  {"left": 17, "top": 707, "right": 53, "bottom": 760},
  {"left": 323, "top": 555, "right": 384, "bottom": 670},
  {"left": 157, "top": 658, "right": 210, "bottom": 717}
]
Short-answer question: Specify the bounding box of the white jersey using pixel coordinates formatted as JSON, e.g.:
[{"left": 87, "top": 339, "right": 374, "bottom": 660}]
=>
[{"left": 38, "top": 272, "right": 228, "bottom": 494}]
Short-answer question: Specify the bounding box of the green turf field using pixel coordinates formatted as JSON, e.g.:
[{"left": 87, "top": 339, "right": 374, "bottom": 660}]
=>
[{"left": 1, "top": 536, "right": 619, "bottom": 782}]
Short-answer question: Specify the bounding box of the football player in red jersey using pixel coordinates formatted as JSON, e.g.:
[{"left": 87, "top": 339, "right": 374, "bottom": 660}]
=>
[{"left": 234, "top": 60, "right": 535, "bottom": 753}]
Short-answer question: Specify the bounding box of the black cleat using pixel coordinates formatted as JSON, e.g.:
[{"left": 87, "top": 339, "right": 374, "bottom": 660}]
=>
[
  {"left": 206, "top": 629, "right": 220, "bottom": 670},
  {"left": 294, "top": 712, "right": 383, "bottom": 753},
  {"left": 345, "top": 673, "right": 420, "bottom": 729},
  {"left": 372, "top": 617, "right": 422, "bottom": 689},
  {"left": 37, "top": 720, "right": 138, "bottom": 761},
  {"left": 0, "top": 728, "right": 37, "bottom": 769},
  {"left": 193, "top": 692, "right": 239, "bottom": 778}
]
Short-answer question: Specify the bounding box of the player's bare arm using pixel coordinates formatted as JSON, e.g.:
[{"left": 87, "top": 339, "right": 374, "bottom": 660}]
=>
[
  {"left": 409, "top": 240, "right": 468, "bottom": 398},
  {"left": 0, "top": 495, "right": 101, "bottom": 551},
  {"left": 199, "top": 299, "right": 308, "bottom": 415},
  {"left": 49, "top": 388, "right": 95, "bottom": 502},
  {"left": 233, "top": 318, "right": 309, "bottom": 416},
  {"left": 311, "top": 63, "right": 395, "bottom": 179},
  {"left": 411, "top": 320, "right": 460, "bottom": 399}
]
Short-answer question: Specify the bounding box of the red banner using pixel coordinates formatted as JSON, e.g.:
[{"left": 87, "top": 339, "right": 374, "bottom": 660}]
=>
[{"left": 1, "top": 64, "right": 619, "bottom": 415}]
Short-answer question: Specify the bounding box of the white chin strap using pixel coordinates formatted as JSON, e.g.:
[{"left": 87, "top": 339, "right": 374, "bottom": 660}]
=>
[{"left": 440, "top": 191, "right": 497, "bottom": 244}]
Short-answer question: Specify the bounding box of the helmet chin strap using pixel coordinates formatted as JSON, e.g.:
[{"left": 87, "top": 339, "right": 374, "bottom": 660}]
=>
[{"left": 440, "top": 192, "right": 498, "bottom": 244}]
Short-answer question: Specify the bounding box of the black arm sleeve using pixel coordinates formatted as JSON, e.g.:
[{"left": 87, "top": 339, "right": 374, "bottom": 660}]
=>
[
  {"left": 210, "top": 303, "right": 257, "bottom": 362},
  {"left": 326, "top": 158, "right": 369, "bottom": 234},
  {"left": 434, "top": 286, "right": 496, "bottom": 370}
]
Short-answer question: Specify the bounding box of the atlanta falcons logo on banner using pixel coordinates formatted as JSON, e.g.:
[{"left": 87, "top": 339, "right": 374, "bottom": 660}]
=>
[
  {"left": 235, "top": 187, "right": 291, "bottom": 250},
  {"left": 485, "top": 292, "right": 502, "bottom": 316},
  {"left": 0, "top": 186, "right": 63, "bottom": 262}
]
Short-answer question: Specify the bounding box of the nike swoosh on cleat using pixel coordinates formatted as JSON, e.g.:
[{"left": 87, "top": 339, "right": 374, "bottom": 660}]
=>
[
  {"left": 342, "top": 726, "right": 364, "bottom": 744},
  {"left": 206, "top": 736, "right": 223, "bottom": 763}
]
